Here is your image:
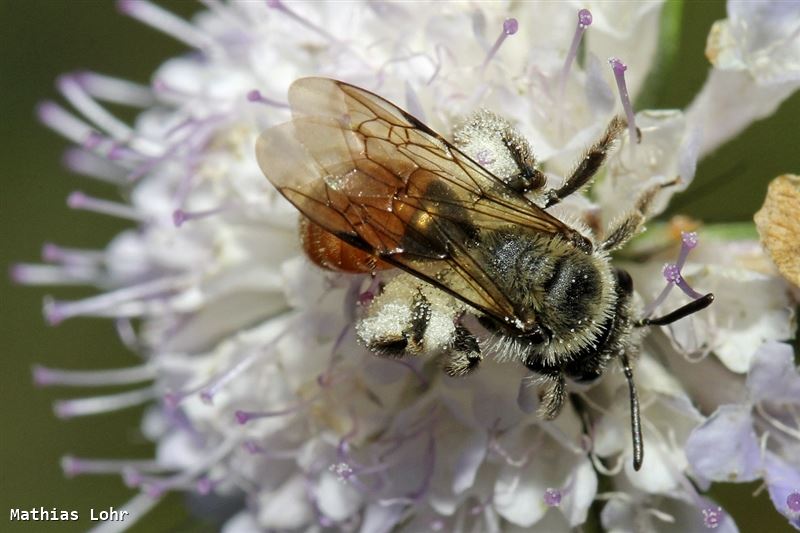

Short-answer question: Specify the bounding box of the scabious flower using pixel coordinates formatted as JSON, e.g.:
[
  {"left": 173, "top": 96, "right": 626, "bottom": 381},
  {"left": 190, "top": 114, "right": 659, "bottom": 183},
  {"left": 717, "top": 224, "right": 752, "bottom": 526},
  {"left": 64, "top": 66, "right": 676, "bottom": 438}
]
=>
[{"left": 16, "top": 1, "right": 799, "bottom": 532}]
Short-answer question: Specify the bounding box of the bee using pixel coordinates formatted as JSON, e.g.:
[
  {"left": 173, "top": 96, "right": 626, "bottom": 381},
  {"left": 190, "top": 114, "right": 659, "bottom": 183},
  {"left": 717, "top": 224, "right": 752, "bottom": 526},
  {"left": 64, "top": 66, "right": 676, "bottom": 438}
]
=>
[{"left": 256, "top": 78, "right": 714, "bottom": 470}]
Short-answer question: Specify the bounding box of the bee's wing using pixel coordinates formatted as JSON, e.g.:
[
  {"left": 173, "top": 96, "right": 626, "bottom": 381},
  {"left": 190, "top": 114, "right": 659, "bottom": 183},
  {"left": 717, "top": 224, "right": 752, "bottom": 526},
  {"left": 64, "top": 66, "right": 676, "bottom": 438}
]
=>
[{"left": 256, "top": 77, "right": 583, "bottom": 328}]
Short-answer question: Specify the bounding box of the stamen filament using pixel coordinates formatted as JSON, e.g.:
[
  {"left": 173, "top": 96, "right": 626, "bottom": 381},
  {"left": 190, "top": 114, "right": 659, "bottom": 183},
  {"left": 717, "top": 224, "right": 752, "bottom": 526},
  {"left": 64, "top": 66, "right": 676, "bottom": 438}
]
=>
[
  {"left": 44, "top": 275, "right": 192, "bottom": 325},
  {"left": 117, "top": 0, "right": 211, "bottom": 50},
  {"left": 58, "top": 74, "right": 133, "bottom": 141},
  {"left": 10, "top": 264, "right": 99, "bottom": 286},
  {"left": 62, "top": 148, "right": 128, "bottom": 184},
  {"left": 481, "top": 18, "right": 519, "bottom": 72},
  {"left": 246, "top": 89, "right": 290, "bottom": 108},
  {"left": 172, "top": 205, "right": 229, "bottom": 228},
  {"left": 54, "top": 386, "right": 158, "bottom": 419},
  {"left": 609, "top": 58, "right": 640, "bottom": 144},
  {"left": 77, "top": 71, "right": 154, "bottom": 107},
  {"left": 67, "top": 191, "right": 149, "bottom": 222},
  {"left": 136, "top": 437, "right": 236, "bottom": 497},
  {"left": 559, "top": 9, "right": 592, "bottom": 96},
  {"left": 37, "top": 101, "right": 95, "bottom": 145},
  {"left": 61, "top": 455, "right": 166, "bottom": 477},
  {"left": 34, "top": 363, "right": 156, "bottom": 387},
  {"left": 42, "top": 242, "right": 104, "bottom": 264},
  {"left": 643, "top": 232, "right": 706, "bottom": 317}
]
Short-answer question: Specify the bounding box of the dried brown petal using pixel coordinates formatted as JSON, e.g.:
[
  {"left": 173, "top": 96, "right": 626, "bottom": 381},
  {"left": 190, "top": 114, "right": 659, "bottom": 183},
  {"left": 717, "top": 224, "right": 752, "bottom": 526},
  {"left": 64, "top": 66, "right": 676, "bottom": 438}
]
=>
[{"left": 754, "top": 174, "right": 800, "bottom": 287}]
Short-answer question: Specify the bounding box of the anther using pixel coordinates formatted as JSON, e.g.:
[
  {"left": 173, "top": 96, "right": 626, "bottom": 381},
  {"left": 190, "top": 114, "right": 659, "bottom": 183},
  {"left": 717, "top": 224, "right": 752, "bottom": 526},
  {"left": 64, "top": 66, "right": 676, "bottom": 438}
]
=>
[
  {"left": 481, "top": 18, "right": 519, "bottom": 72},
  {"left": 787, "top": 491, "right": 800, "bottom": 513},
  {"left": 609, "top": 58, "right": 640, "bottom": 144},
  {"left": 543, "top": 487, "right": 562, "bottom": 507},
  {"left": 701, "top": 506, "right": 723, "bottom": 529}
]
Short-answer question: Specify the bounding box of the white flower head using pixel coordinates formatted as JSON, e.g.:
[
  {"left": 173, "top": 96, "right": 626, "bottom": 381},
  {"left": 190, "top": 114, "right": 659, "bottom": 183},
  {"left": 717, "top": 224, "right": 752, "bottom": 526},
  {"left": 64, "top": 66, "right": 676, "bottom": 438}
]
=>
[{"left": 17, "top": 1, "right": 799, "bottom": 532}]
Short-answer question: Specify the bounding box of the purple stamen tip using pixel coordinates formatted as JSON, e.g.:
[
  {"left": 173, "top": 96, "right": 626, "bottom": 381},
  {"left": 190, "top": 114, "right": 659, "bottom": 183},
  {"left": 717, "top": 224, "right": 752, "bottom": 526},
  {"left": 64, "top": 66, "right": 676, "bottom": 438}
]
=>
[
  {"left": 702, "top": 506, "right": 723, "bottom": 529},
  {"left": 32, "top": 365, "right": 53, "bottom": 387},
  {"left": 42, "top": 243, "right": 60, "bottom": 262},
  {"left": 122, "top": 468, "right": 142, "bottom": 487},
  {"left": 662, "top": 263, "right": 681, "bottom": 283},
  {"left": 246, "top": 89, "right": 262, "bottom": 102},
  {"left": 61, "top": 455, "right": 79, "bottom": 477},
  {"left": 143, "top": 482, "right": 164, "bottom": 499},
  {"left": 503, "top": 18, "right": 519, "bottom": 35},
  {"left": 610, "top": 57, "right": 627, "bottom": 74},
  {"left": 84, "top": 131, "right": 103, "bottom": 149},
  {"left": 163, "top": 392, "right": 181, "bottom": 410},
  {"left": 67, "top": 191, "right": 87, "bottom": 209},
  {"left": 53, "top": 401, "right": 72, "bottom": 419},
  {"left": 44, "top": 298, "right": 64, "bottom": 326},
  {"left": 787, "top": 491, "right": 800, "bottom": 512},
  {"left": 196, "top": 477, "right": 213, "bottom": 495},
  {"left": 199, "top": 390, "right": 214, "bottom": 404},
  {"left": 681, "top": 231, "right": 698, "bottom": 249},
  {"left": 172, "top": 209, "right": 186, "bottom": 227},
  {"left": 543, "top": 487, "right": 562, "bottom": 507},
  {"left": 234, "top": 410, "right": 251, "bottom": 425},
  {"left": 578, "top": 8, "right": 592, "bottom": 27},
  {"left": 266, "top": 0, "right": 282, "bottom": 8},
  {"left": 35, "top": 101, "right": 58, "bottom": 122},
  {"left": 116, "top": 0, "right": 135, "bottom": 15}
]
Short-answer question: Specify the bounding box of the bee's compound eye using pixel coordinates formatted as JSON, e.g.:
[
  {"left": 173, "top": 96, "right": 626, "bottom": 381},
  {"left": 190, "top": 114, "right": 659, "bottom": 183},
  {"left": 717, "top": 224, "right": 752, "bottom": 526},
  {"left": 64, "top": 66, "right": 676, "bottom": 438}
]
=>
[{"left": 615, "top": 269, "right": 633, "bottom": 295}]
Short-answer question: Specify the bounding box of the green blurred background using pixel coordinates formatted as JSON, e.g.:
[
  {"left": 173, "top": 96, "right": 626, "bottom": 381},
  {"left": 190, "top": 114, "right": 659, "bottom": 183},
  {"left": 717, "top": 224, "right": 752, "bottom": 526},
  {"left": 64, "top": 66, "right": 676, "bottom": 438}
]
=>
[{"left": 0, "top": 1, "right": 797, "bottom": 532}]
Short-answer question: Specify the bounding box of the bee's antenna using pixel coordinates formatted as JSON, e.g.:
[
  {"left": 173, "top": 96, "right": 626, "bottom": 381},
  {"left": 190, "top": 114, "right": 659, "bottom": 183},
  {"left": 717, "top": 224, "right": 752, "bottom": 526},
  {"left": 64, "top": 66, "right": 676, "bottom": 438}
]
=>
[
  {"left": 634, "top": 293, "right": 714, "bottom": 327},
  {"left": 619, "top": 352, "right": 643, "bottom": 471}
]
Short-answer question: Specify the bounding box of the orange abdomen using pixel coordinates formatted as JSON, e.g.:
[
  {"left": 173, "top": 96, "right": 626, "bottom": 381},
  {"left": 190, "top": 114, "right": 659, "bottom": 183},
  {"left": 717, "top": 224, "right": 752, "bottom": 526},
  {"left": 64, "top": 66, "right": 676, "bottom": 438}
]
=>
[{"left": 300, "top": 217, "right": 392, "bottom": 273}]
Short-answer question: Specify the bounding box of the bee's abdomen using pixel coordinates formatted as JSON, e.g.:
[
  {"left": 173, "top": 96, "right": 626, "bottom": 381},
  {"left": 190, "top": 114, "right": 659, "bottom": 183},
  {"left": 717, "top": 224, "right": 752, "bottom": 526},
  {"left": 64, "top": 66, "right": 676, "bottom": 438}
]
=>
[{"left": 300, "top": 217, "right": 392, "bottom": 273}]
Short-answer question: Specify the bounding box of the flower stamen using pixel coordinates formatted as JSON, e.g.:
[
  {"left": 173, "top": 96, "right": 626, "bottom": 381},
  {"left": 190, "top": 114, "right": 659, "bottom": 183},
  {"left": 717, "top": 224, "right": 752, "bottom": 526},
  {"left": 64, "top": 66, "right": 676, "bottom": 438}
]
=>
[
  {"left": 544, "top": 487, "right": 562, "bottom": 507},
  {"left": 58, "top": 74, "right": 133, "bottom": 141},
  {"left": 481, "top": 18, "right": 519, "bottom": 72},
  {"left": 67, "top": 191, "right": 149, "bottom": 222},
  {"left": 54, "top": 386, "right": 158, "bottom": 419},
  {"left": 246, "top": 89, "right": 289, "bottom": 108},
  {"left": 61, "top": 455, "right": 165, "bottom": 478},
  {"left": 33, "top": 363, "right": 156, "bottom": 387},
  {"left": 75, "top": 71, "right": 154, "bottom": 107},
  {"left": 117, "top": 0, "right": 211, "bottom": 50},
  {"left": 643, "top": 232, "right": 705, "bottom": 317},
  {"left": 702, "top": 506, "right": 724, "bottom": 529},
  {"left": 62, "top": 148, "right": 127, "bottom": 184},
  {"left": 609, "top": 58, "right": 640, "bottom": 145},
  {"left": 559, "top": 9, "right": 592, "bottom": 97}
]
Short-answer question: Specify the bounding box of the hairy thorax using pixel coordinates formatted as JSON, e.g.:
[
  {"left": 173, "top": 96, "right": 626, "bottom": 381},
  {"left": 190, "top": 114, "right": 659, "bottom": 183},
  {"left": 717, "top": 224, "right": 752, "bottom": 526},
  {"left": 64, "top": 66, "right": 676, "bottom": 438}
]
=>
[{"left": 480, "top": 229, "right": 617, "bottom": 365}]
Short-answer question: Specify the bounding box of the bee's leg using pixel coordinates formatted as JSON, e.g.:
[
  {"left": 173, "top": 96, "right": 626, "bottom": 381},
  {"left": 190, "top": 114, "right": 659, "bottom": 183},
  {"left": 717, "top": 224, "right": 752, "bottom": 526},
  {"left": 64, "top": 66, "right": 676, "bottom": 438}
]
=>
[
  {"left": 442, "top": 324, "right": 482, "bottom": 377},
  {"left": 600, "top": 178, "right": 680, "bottom": 252},
  {"left": 501, "top": 132, "right": 548, "bottom": 195},
  {"left": 524, "top": 359, "right": 567, "bottom": 419},
  {"left": 358, "top": 290, "right": 431, "bottom": 358},
  {"left": 544, "top": 116, "right": 627, "bottom": 207},
  {"left": 537, "top": 372, "right": 567, "bottom": 420}
]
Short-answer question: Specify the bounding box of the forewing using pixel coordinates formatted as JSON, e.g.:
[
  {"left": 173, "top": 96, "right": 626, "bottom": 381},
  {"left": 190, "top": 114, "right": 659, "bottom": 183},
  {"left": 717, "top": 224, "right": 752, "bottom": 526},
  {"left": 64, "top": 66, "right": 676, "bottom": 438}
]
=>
[{"left": 256, "top": 78, "right": 579, "bottom": 326}]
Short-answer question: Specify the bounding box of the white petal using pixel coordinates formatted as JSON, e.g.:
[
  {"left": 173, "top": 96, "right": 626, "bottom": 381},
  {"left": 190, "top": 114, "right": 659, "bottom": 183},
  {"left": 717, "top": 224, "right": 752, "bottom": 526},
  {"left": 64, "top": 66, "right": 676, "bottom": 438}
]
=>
[
  {"left": 686, "top": 69, "right": 799, "bottom": 156},
  {"left": 746, "top": 341, "right": 800, "bottom": 404},
  {"left": 257, "top": 474, "right": 314, "bottom": 530},
  {"left": 316, "top": 470, "right": 363, "bottom": 522}
]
